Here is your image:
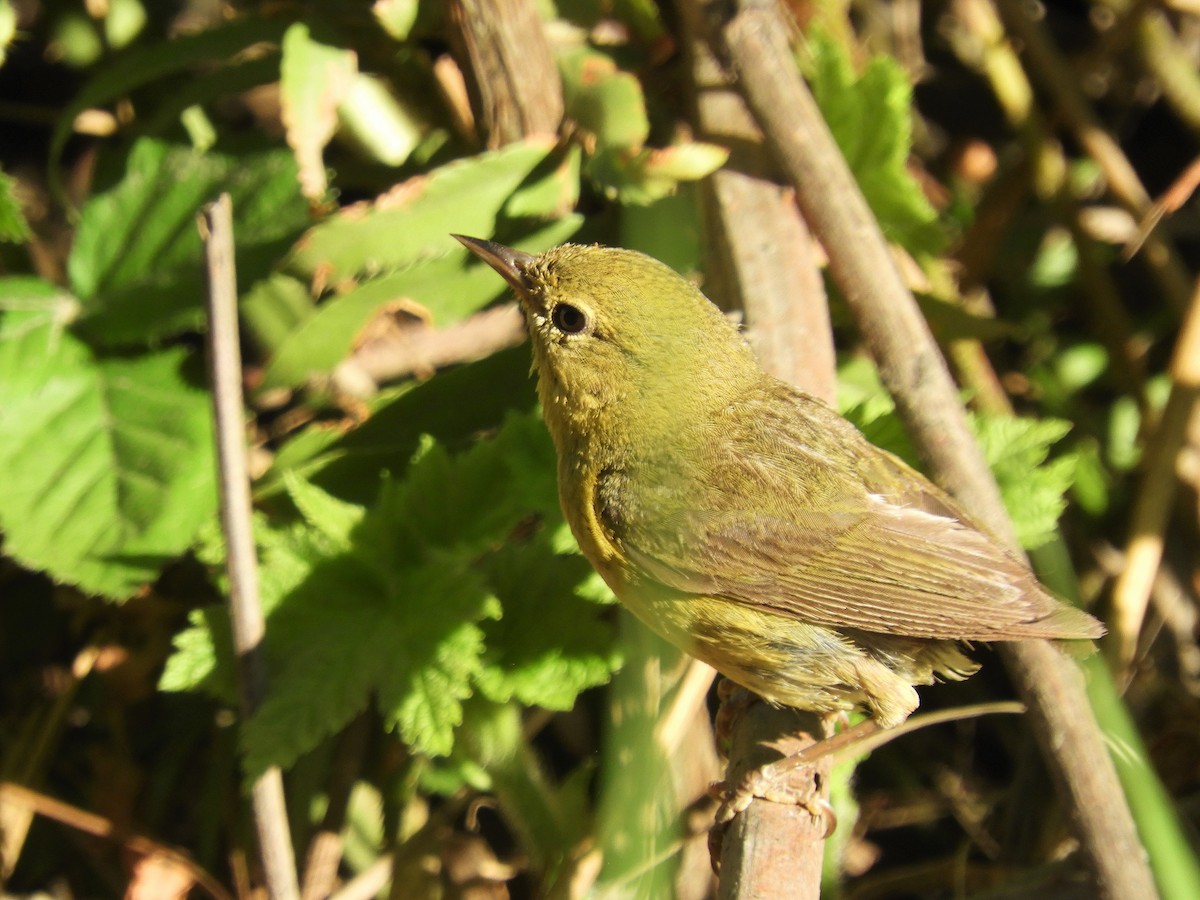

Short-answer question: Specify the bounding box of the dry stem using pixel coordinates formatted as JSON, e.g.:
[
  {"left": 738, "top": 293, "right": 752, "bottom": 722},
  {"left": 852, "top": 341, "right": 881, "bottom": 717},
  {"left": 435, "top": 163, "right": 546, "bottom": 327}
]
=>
[{"left": 201, "top": 194, "right": 300, "bottom": 900}]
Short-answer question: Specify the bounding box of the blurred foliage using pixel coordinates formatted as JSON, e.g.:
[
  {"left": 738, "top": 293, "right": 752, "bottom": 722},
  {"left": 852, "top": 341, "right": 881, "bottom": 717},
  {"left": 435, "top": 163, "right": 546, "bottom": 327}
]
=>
[{"left": 1, "top": 0, "right": 1198, "bottom": 898}]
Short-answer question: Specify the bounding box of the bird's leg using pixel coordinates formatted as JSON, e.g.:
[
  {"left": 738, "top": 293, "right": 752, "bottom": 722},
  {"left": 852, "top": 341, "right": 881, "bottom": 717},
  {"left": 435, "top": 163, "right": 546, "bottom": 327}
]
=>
[{"left": 708, "top": 687, "right": 853, "bottom": 868}]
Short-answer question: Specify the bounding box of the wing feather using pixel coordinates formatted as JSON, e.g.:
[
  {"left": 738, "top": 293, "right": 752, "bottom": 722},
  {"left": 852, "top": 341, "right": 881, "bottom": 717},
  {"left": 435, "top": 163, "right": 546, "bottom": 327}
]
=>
[{"left": 607, "top": 382, "right": 1102, "bottom": 642}]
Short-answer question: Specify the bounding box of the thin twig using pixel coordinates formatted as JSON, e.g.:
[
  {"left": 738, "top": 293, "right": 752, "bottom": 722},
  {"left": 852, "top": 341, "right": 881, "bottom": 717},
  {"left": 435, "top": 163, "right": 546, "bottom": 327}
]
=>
[
  {"left": 200, "top": 193, "right": 300, "bottom": 900},
  {"left": 331, "top": 302, "right": 526, "bottom": 398},
  {"left": 0, "top": 782, "right": 233, "bottom": 900},
  {"left": 1110, "top": 280, "right": 1200, "bottom": 669},
  {"left": 713, "top": 3, "right": 1157, "bottom": 898}
]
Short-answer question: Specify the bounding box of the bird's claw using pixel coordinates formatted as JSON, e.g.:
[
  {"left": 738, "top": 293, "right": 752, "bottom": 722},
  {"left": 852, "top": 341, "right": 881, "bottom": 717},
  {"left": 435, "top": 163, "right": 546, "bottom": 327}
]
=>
[{"left": 709, "top": 761, "right": 837, "bottom": 836}]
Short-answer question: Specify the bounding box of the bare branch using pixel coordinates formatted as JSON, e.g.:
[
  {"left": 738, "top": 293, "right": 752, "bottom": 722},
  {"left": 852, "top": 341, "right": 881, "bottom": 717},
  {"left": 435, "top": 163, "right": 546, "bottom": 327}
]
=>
[{"left": 200, "top": 193, "right": 300, "bottom": 900}]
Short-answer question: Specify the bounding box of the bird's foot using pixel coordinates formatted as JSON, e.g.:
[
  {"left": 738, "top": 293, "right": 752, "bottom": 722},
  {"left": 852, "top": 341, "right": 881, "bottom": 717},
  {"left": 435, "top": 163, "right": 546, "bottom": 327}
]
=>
[{"left": 709, "top": 753, "right": 838, "bottom": 837}]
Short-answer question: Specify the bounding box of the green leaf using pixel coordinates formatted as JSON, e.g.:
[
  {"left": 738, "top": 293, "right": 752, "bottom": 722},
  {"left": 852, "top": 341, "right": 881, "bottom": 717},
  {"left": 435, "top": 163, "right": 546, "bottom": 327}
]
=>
[
  {"left": 242, "top": 540, "right": 500, "bottom": 774},
  {"left": 240, "top": 274, "right": 317, "bottom": 356},
  {"left": 973, "top": 413, "right": 1076, "bottom": 549},
  {"left": 380, "top": 411, "right": 561, "bottom": 556},
  {"left": 373, "top": 0, "right": 421, "bottom": 40},
  {"left": 806, "top": 31, "right": 943, "bottom": 256},
  {"left": 222, "top": 414, "right": 562, "bottom": 773},
  {"left": 475, "top": 536, "right": 620, "bottom": 710},
  {"left": 280, "top": 22, "right": 358, "bottom": 201},
  {"left": 0, "top": 1, "right": 16, "bottom": 67},
  {"left": 49, "top": 18, "right": 289, "bottom": 195},
  {"left": 285, "top": 470, "right": 365, "bottom": 547},
  {"left": 70, "top": 138, "right": 309, "bottom": 346},
  {"left": 260, "top": 344, "right": 537, "bottom": 505},
  {"left": 286, "top": 141, "right": 564, "bottom": 285},
  {"left": 337, "top": 73, "right": 426, "bottom": 168},
  {"left": 242, "top": 425, "right": 556, "bottom": 772},
  {"left": 1028, "top": 229, "right": 1078, "bottom": 288},
  {"left": 587, "top": 142, "right": 729, "bottom": 205},
  {"left": 0, "top": 167, "right": 30, "bottom": 243},
  {"left": 559, "top": 47, "right": 649, "bottom": 151},
  {"left": 0, "top": 306, "right": 216, "bottom": 598},
  {"left": 839, "top": 359, "right": 1077, "bottom": 546},
  {"left": 260, "top": 215, "right": 581, "bottom": 390},
  {"left": 160, "top": 517, "right": 332, "bottom": 700}
]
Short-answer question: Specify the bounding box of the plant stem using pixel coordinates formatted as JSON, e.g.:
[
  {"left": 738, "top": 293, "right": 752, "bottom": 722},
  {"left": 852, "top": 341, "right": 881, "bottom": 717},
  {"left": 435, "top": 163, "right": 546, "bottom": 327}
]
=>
[{"left": 201, "top": 193, "right": 300, "bottom": 900}]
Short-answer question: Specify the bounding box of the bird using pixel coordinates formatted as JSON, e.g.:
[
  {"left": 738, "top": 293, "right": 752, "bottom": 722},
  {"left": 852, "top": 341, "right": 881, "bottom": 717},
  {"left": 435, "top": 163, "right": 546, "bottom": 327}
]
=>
[{"left": 455, "top": 235, "right": 1104, "bottom": 730}]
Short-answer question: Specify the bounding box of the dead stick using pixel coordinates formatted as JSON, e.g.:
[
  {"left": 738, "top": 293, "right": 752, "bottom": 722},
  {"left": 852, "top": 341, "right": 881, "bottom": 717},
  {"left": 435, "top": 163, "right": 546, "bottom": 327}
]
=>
[
  {"left": 1110, "top": 280, "right": 1200, "bottom": 669},
  {"left": 200, "top": 193, "right": 300, "bottom": 900},
  {"left": 0, "top": 781, "right": 232, "bottom": 900},
  {"left": 714, "top": 2, "right": 1156, "bottom": 898},
  {"left": 446, "top": 0, "right": 563, "bottom": 147}
]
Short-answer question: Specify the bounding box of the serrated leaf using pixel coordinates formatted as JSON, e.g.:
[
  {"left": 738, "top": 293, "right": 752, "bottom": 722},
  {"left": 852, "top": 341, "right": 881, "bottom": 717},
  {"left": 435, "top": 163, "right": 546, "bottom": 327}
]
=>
[
  {"left": 806, "top": 31, "right": 943, "bottom": 256},
  {"left": 382, "top": 411, "right": 560, "bottom": 557},
  {"left": 475, "top": 538, "right": 620, "bottom": 710},
  {"left": 286, "top": 141, "right": 561, "bottom": 284},
  {"left": 70, "top": 138, "right": 309, "bottom": 345},
  {"left": 241, "top": 502, "right": 501, "bottom": 775},
  {"left": 229, "top": 414, "right": 561, "bottom": 773},
  {"left": 280, "top": 23, "right": 358, "bottom": 200},
  {"left": 285, "top": 470, "right": 365, "bottom": 547},
  {"left": 0, "top": 308, "right": 216, "bottom": 598},
  {"left": 159, "top": 606, "right": 234, "bottom": 699},
  {"left": 259, "top": 345, "right": 537, "bottom": 505},
  {"left": 973, "top": 413, "right": 1076, "bottom": 549}
]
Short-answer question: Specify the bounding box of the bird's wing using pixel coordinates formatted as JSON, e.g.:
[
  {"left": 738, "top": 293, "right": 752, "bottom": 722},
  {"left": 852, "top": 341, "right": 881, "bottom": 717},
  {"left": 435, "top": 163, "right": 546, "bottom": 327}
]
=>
[{"left": 603, "top": 388, "right": 1102, "bottom": 642}]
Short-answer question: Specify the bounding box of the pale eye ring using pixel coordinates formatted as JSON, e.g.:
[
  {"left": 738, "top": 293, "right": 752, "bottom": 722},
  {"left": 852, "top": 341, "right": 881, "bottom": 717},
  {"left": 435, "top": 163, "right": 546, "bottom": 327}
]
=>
[{"left": 550, "top": 302, "right": 588, "bottom": 334}]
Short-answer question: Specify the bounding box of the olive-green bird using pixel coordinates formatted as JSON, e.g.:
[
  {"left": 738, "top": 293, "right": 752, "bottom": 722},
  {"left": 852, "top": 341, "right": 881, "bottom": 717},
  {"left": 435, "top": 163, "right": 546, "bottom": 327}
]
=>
[{"left": 455, "top": 236, "right": 1103, "bottom": 728}]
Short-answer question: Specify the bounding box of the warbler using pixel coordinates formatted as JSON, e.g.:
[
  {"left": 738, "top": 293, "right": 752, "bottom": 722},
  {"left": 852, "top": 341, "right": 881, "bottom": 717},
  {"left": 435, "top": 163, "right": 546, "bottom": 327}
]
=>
[{"left": 455, "top": 236, "right": 1103, "bottom": 728}]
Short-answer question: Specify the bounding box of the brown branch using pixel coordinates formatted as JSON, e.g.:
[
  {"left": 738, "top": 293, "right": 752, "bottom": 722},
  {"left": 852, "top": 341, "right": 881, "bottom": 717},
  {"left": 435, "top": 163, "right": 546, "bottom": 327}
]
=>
[
  {"left": 331, "top": 303, "right": 526, "bottom": 397},
  {"left": 711, "top": 2, "right": 1157, "bottom": 898},
  {"left": 713, "top": 707, "right": 830, "bottom": 900},
  {"left": 446, "top": 0, "right": 564, "bottom": 148},
  {"left": 682, "top": 0, "right": 836, "bottom": 404},
  {"left": 679, "top": 1, "right": 837, "bottom": 894},
  {"left": 200, "top": 194, "right": 300, "bottom": 900}
]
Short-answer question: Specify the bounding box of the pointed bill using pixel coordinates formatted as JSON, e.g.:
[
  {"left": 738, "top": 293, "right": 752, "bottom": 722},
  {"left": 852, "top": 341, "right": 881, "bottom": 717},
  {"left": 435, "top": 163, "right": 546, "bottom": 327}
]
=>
[{"left": 453, "top": 234, "right": 537, "bottom": 298}]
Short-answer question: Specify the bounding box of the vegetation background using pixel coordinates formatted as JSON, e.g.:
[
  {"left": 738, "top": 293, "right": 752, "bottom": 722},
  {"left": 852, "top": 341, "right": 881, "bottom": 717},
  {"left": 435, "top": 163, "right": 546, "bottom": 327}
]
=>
[{"left": 0, "top": 0, "right": 1198, "bottom": 897}]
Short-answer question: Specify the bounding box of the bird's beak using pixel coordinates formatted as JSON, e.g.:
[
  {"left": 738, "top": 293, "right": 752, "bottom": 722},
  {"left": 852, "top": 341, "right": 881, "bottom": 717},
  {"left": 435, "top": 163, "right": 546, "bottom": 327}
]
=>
[{"left": 453, "top": 235, "right": 537, "bottom": 298}]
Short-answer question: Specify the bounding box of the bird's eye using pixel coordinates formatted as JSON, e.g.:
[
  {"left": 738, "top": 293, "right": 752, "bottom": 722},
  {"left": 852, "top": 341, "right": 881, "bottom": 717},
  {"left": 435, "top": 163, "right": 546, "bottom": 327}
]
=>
[{"left": 550, "top": 303, "right": 588, "bottom": 335}]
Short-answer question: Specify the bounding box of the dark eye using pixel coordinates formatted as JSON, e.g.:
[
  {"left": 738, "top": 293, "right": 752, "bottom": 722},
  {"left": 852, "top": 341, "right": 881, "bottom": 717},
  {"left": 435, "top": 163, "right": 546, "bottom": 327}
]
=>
[{"left": 550, "top": 303, "right": 588, "bottom": 334}]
